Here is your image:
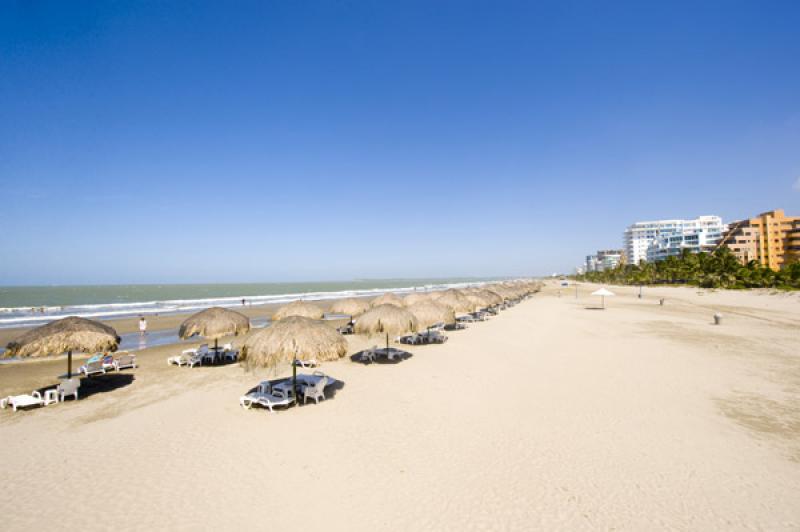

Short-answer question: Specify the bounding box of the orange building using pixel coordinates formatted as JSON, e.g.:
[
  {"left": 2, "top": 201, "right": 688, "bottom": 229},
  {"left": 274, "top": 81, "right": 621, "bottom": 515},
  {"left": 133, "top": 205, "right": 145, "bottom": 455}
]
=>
[{"left": 717, "top": 209, "right": 800, "bottom": 270}]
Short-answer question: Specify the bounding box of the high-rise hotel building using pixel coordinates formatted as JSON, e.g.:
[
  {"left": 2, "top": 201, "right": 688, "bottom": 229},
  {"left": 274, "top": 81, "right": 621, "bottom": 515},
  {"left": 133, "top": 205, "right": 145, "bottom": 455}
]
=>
[
  {"left": 623, "top": 216, "right": 725, "bottom": 265},
  {"left": 716, "top": 209, "right": 800, "bottom": 270}
]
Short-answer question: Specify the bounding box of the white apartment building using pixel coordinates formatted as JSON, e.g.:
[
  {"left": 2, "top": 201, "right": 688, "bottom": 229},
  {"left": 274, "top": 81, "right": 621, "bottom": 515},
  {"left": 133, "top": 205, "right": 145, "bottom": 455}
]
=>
[
  {"left": 623, "top": 216, "right": 725, "bottom": 265},
  {"left": 585, "top": 249, "right": 624, "bottom": 272},
  {"left": 646, "top": 222, "right": 726, "bottom": 262}
]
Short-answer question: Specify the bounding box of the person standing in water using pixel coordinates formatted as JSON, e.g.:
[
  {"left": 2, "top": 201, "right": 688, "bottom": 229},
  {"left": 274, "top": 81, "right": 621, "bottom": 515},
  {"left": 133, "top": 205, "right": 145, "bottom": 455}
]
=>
[{"left": 139, "top": 316, "right": 147, "bottom": 336}]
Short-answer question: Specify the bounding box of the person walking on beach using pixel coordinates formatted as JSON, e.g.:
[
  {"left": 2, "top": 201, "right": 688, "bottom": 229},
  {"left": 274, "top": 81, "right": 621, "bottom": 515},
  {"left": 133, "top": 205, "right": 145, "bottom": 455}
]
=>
[{"left": 139, "top": 316, "right": 147, "bottom": 336}]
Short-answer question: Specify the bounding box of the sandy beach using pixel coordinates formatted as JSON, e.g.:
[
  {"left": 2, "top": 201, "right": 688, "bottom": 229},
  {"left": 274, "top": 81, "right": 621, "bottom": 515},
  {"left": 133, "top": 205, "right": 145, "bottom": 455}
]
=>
[{"left": 1, "top": 282, "right": 799, "bottom": 530}]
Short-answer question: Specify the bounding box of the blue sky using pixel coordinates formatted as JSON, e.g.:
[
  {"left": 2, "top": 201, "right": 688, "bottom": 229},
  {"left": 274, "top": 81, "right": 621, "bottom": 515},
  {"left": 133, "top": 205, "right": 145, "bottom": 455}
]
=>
[{"left": 1, "top": 1, "right": 799, "bottom": 285}]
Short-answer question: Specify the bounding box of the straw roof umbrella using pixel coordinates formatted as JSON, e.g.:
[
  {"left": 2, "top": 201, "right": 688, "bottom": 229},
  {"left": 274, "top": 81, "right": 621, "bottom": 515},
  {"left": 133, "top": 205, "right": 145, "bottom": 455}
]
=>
[
  {"left": 5, "top": 316, "right": 119, "bottom": 379},
  {"left": 490, "top": 286, "right": 514, "bottom": 301},
  {"left": 272, "top": 300, "right": 324, "bottom": 321},
  {"left": 241, "top": 316, "right": 347, "bottom": 397},
  {"left": 241, "top": 316, "right": 347, "bottom": 370},
  {"left": 355, "top": 303, "right": 418, "bottom": 351},
  {"left": 371, "top": 293, "right": 403, "bottom": 307},
  {"left": 407, "top": 301, "right": 455, "bottom": 330},
  {"left": 178, "top": 307, "right": 250, "bottom": 355},
  {"left": 435, "top": 289, "right": 474, "bottom": 313},
  {"left": 475, "top": 289, "right": 504, "bottom": 307},
  {"left": 329, "top": 298, "right": 370, "bottom": 317},
  {"left": 401, "top": 292, "right": 429, "bottom": 307},
  {"left": 465, "top": 293, "right": 491, "bottom": 311}
]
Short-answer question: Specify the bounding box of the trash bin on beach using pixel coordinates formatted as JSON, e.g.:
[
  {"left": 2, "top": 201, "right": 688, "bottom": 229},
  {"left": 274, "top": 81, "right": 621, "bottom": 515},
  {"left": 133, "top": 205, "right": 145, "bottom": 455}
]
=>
[
  {"left": 713, "top": 313, "right": 722, "bottom": 325},
  {"left": 659, "top": 298, "right": 665, "bottom": 306}
]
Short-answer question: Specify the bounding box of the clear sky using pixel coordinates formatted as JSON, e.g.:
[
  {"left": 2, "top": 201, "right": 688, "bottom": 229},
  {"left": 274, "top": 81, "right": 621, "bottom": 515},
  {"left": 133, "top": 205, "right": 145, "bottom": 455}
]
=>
[{"left": 1, "top": 1, "right": 799, "bottom": 285}]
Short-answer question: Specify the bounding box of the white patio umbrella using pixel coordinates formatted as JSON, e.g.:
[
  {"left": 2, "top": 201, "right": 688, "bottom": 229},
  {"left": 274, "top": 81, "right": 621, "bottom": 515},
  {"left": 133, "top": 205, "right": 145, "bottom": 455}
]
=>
[{"left": 591, "top": 288, "right": 615, "bottom": 309}]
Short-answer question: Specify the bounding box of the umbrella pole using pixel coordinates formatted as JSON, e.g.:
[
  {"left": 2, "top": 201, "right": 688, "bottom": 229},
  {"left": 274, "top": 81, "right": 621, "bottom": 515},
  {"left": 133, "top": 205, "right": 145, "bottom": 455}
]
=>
[
  {"left": 293, "top": 354, "right": 298, "bottom": 406},
  {"left": 385, "top": 332, "right": 389, "bottom": 351},
  {"left": 67, "top": 350, "right": 72, "bottom": 379},
  {"left": 214, "top": 338, "right": 218, "bottom": 364}
]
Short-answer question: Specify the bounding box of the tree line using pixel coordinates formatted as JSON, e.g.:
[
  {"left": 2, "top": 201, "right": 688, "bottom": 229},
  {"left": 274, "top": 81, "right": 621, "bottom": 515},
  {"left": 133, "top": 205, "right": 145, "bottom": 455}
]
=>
[{"left": 574, "top": 248, "right": 800, "bottom": 289}]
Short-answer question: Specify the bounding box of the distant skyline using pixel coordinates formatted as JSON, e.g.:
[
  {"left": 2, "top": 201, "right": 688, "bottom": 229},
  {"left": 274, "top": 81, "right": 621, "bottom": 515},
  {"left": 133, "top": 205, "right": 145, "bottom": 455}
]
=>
[{"left": 1, "top": 1, "right": 799, "bottom": 285}]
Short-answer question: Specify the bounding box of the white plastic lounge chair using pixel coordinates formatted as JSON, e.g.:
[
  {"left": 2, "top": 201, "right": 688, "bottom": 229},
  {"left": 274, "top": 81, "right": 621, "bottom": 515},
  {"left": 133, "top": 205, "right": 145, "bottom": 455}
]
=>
[
  {"left": 300, "top": 376, "right": 328, "bottom": 404},
  {"left": 1, "top": 391, "right": 45, "bottom": 411},
  {"left": 202, "top": 350, "right": 217, "bottom": 365},
  {"left": 114, "top": 353, "right": 137, "bottom": 371},
  {"left": 222, "top": 343, "right": 238, "bottom": 362},
  {"left": 186, "top": 350, "right": 205, "bottom": 368},
  {"left": 80, "top": 360, "right": 106, "bottom": 377},
  {"left": 360, "top": 346, "right": 377, "bottom": 363},
  {"left": 293, "top": 359, "right": 318, "bottom": 368},
  {"left": 239, "top": 392, "right": 294, "bottom": 412},
  {"left": 57, "top": 378, "right": 80, "bottom": 402},
  {"left": 168, "top": 348, "right": 195, "bottom": 366},
  {"left": 385, "top": 349, "right": 402, "bottom": 361}
]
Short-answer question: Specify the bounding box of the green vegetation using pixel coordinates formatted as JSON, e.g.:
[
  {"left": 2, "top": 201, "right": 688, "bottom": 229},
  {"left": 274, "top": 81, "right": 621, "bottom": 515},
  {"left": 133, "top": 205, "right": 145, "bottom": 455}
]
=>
[{"left": 574, "top": 248, "right": 800, "bottom": 290}]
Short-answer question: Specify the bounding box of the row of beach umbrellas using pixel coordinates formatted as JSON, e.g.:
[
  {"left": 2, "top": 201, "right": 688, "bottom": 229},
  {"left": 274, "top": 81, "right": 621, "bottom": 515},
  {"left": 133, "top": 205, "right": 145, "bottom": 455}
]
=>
[{"left": 4, "top": 280, "right": 543, "bottom": 383}]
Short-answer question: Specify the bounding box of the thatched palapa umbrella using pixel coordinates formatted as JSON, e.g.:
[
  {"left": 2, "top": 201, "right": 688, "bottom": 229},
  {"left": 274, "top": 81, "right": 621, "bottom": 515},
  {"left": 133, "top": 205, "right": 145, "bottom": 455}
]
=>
[
  {"left": 401, "top": 292, "right": 429, "bottom": 307},
  {"left": 371, "top": 292, "right": 403, "bottom": 307},
  {"left": 435, "top": 289, "right": 474, "bottom": 313},
  {"left": 241, "top": 316, "right": 347, "bottom": 397},
  {"left": 465, "top": 293, "right": 491, "bottom": 311},
  {"left": 179, "top": 306, "right": 250, "bottom": 355},
  {"left": 475, "top": 289, "right": 503, "bottom": 307},
  {"left": 355, "top": 303, "right": 418, "bottom": 350},
  {"left": 272, "top": 300, "right": 324, "bottom": 321},
  {"left": 407, "top": 301, "right": 455, "bottom": 330},
  {"left": 6, "top": 316, "right": 119, "bottom": 379},
  {"left": 329, "top": 298, "right": 370, "bottom": 317}
]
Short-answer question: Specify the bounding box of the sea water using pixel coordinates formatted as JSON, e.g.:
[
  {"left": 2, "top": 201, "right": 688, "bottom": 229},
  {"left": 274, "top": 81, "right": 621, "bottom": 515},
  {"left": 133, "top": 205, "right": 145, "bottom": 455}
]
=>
[{"left": 0, "top": 278, "right": 495, "bottom": 329}]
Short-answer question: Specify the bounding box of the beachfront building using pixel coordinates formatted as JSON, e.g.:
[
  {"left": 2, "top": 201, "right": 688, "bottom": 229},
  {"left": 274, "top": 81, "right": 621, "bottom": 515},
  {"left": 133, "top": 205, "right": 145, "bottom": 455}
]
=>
[
  {"left": 624, "top": 216, "right": 725, "bottom": 265},
  {"left": 585, "top": 249, "right": 624, "bottom": 272},
  {"left": 645, "top": 223, "right": 726, "bottom": 262},
  {"left": 585, "top": 255, "right": 599, "bottom": 272},
  {"left": 716, "top": 209, "right": 800, "bottom": 270}
]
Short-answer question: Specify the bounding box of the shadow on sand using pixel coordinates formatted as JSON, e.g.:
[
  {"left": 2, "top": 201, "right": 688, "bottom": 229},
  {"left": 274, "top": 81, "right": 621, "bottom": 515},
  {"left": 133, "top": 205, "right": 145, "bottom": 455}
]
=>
[
  {"left": 350, "top": 348, "right": 413, "bottom": 365},
  {"left": 37, "top": 372, "right": 136, "bottom": 402},
  {"left": 242, "top": 375, "right": 346, "bottom": 412}
]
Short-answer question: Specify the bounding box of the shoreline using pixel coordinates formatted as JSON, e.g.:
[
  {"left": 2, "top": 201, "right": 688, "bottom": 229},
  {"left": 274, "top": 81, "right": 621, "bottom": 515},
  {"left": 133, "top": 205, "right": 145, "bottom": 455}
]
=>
[{"left": 0, "top": 298, "right": 354, "bottom": 362}]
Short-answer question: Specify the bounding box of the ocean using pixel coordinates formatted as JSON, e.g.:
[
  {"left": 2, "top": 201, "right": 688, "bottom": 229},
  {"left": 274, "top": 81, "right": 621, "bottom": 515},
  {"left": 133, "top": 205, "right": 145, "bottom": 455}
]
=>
[{"left": 0, "top": 278, "right": 496, "bottom": 329}]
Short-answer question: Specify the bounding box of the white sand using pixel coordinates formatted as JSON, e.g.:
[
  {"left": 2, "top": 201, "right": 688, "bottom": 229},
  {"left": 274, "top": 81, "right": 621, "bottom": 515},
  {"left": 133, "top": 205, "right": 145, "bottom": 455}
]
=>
[{"left": 1, "top": 283, "right": 798, "bottom": 530}]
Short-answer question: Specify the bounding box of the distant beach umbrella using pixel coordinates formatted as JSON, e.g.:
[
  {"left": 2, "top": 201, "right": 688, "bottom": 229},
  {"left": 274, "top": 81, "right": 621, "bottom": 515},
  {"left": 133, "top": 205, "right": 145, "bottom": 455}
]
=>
[
  {"left": 329, "top": 298, "right": 370, "bottom": 317},
  {"left": 355, "top": 303, "right": 418, "bottom": 350},
  {"left": 474, "top": 289, "right": 503, "bottom": 306},
  {"left": 179, "top": 306, "right": 250, "bottom": 354},
  {"left": 465, "top": 293, "right": 491, "bottom": 311},
  {"left": 401, "top": 292, "right": 429, "bottom": 307},
  {"left": 407, "top": 301, "right": 456, "bottom": 329},
  {"left": 591, "top": 288, "right": 615, "bottom": 309},
  {"left": 5, "top": 316, "right": 119, "bottom": 379},
  {"left": 490, "top": 286, "right": 516, "bottom": 301},
  {"left": 272, "top": 300, "right": 324, "bottom": 321},
  {"left": 435, "top": 289, "right": 474, "bottom": 313},
  {"left": 371, "top": 293, "right": 403, "bottom": 307}
]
